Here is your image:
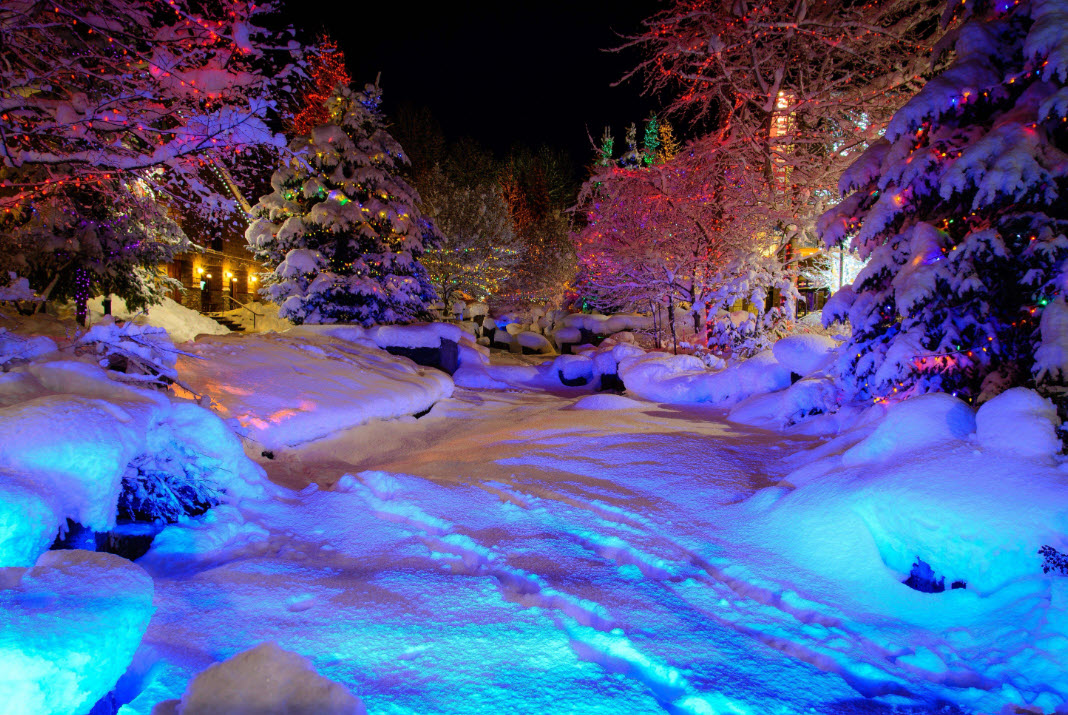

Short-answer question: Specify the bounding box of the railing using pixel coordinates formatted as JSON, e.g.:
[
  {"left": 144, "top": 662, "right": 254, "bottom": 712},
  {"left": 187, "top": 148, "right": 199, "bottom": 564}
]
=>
[{"left": 221, "top": 294, "right": 264, "bottom": 330}]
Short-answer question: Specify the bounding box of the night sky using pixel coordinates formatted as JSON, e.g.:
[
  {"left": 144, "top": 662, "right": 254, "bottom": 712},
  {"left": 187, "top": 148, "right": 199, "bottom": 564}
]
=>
[{"left": 280, "top": 0, "right": 662, "bottom": 164}]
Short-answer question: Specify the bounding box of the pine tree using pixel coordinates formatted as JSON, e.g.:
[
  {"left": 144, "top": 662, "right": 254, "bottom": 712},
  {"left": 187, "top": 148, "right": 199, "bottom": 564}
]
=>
[
  {"left": 288, "top": 38, "right": 352, "bottom": 138},
  {"left": 247, "top": 83, "right": 437, "bottom": 326},
  {"left": 642, "top": 114, "right": 660, "bottom": 166},
  {"left": 818, "top": 0, "right": 1068, "bottom": 411},
  {"left": 658, "top": 120, "right": 681, "bottom": 163},
  {"left": 598, "top": 127, "right": 615, "bottom": 167}
]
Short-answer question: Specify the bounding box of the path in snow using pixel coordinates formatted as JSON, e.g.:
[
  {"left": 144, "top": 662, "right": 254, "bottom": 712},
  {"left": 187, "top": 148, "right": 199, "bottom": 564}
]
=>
[{"left": 130, "top": 389, "right": 969, "bottom": 714}]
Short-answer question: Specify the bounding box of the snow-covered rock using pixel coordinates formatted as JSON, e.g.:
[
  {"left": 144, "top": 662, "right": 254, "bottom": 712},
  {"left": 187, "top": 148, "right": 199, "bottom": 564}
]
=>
[
  {"left": 976, "top": 388, "right": 1061, "bottom": 458},
  {"left": 179, "top": 333, "right": 453, "bottom": 449},
  {"left": 771, "top": 334, "right": 838, "bottom": 376},
  {"left": 842, "top": 393, "right": 975, "bottom": 465},
  {"left": 161, "top": 642, "right": 364, "bottom": 715},
  {"left": 0, "top": 550, "right": 154, "bottom": 715},
  {"left": 619, "top": 350, "right": 792, "bottom": 406},
  {"left": 517, "top": 331, "right": 555, "bottom": 355},
  {"left": 553, "top": 354, "right": 594, "bottom": 385}
]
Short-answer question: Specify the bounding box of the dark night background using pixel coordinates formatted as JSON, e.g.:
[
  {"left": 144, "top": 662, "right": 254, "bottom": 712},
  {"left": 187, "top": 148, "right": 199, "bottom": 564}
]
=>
[{"left": 280, "top": 0, "right": 662, "bottom": 166}]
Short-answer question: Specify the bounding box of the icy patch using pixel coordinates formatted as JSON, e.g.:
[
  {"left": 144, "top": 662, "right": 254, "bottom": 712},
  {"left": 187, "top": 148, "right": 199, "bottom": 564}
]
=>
[
  {"left": 160, "top": 642, "right": 364, "bottom": 715},
  {"left": 0, "top": 550, "right": 154, "bottom": 715}
]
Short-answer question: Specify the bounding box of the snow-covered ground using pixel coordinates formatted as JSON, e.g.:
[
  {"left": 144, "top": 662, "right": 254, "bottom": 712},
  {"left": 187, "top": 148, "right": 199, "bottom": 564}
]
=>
[
  {"left": 131, "top": 386, "right": 1066, "bottom": 714},
  {"left": 2, "top": 315, "right": 1066, "bottom": 714}
]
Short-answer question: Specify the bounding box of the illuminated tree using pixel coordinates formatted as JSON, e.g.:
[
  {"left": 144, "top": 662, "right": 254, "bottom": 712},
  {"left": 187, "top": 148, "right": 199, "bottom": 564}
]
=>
[
  {"left": 247, "top": 83, "right": 437, "bottom": 325},
  {"left": 598, "top": 128, "right": 615, "bottom": 167},
  {"left": 419, "top": 165, "right": 520, "bottom": 306},
  {"left": 642, "top": 114, "right": 660, "bottom": 166},
  {"left": 288, "top": 38, "right": 352, "bottom": 137},
  {"left": 0, "top": 0, "right": 294, "bottom": 216},
  {"left": 574, "top": 145, "right": 770, "bottom": 348},
  {"left": 818, "top": 0, "right": 1068, "bottom": 410},
  {"left": 625, "top": 0, "right": 945, "bottom": 235},
  {"left": 498, "top": 148, "right": 576, "bottom": 306},
  {"left": 658, "top": 120, "right": 681, "bottom": 163}
]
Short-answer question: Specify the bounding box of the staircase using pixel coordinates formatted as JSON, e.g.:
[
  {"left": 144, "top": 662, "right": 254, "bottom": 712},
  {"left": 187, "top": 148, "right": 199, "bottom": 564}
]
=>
[{"left": 205, "top": 312, "right": 245, "bottom": 332}]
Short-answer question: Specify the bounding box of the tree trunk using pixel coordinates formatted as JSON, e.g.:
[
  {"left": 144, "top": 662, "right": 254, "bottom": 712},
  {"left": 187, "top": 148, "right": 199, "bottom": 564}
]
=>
[{"left": 668, "top": 295, "right": 677, "bottom": 355}]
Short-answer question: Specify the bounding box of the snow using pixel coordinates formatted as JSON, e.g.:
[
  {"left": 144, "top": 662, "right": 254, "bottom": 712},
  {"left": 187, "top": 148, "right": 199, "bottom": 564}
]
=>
[
  {"left": 176, "top": 332, "right": 454, "bottom": 449},
  {"left": 976, "top": 387, "right": 1062, "bottom": 458},
  {"left": 842, "top": 392, "right": 976, "bottom": 466},
  {"left": 0, "top": 550, "right": 154, "bottom": 715},
  {"left": 770, "top": 333, "right": 838, "bottom": 375},
  {"left": 569, "top": 394, "right": 644, "bottom": 411},
  {"left": 1, "top": 323, "right": 1067, "bottom": 714},
  {"left": 159, "top": 642, "right": 364, "bottom": 715},
  {"left": 85, "top": 296, "right": 229, "bottom": 343},
  {"left": 619, "top": 350, "right": 792, "bottom": 406}
]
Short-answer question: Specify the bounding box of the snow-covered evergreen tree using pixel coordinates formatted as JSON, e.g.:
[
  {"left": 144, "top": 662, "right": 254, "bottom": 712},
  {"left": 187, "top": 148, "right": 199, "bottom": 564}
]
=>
[
  {"left": 818, "top": 0, "right": 1068, "bottom": 410},
  {"left": 247, "top": 83, "right": 437, "bottom": 326}
]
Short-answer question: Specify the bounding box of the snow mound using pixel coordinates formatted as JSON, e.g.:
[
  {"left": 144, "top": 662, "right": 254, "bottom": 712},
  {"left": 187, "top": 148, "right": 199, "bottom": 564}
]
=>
[
  {"left": 842, "top": 393, "right": 975, "bottom": 465},
  {"left": 0, "top": 550, "right": 154, "bottom": 715},
  {"left": 976, "top": 388, "right": 1061, "bottom": 458},
  {"left": 619, "top": 350, "right": 791, "bottom": 406},
  {"left": 166, "top": 642, "right": 364, "bottom": 715},
  {"left": 0, "top": 329, "right": 57, "bottom": 367},
  {"left": 771, "top": 334, "right": 837, "bottom": 375},
  {"left": 569, "top": 394, "right": 644, "bottom": 411},
  {"left": 86, "top": 296, "right": 229, "bottom": 343},
  {"left": 729, "top": 376, "right": 841, "bottom": 429}
]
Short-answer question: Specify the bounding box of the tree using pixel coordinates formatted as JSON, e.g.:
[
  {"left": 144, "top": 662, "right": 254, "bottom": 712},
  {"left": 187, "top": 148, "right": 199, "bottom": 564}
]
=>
[
  {"left": 497, "top": 147, "right": 577, "bottom": 306},
  {"left": 658, "top": 120, "right": 681, "bottom": 163},
  {"left": 418, "top": 165, "right": 520, "bottom": 307},
  {"left": 625, "top": 0, "right": 946, "bottom": 238},
  {"left": 817, "top": 0, "right": 1068, "bottom": 411},
  {"left": 0, "top": 0, "right": 293, "bottom": 214},
  {"left": 0, "top": 0, "right": 296, "bottom": 317},
  {"left": 2, "top": 179, "right": 188, "bottom": 323},
  {"left": 288, "top": 38, "right": 352, "bottom": 138},
  {"left": 247, "top": 83, "right": 437, "bottom": 325},
  {"left": 573, "top": 144, "right": 769, "bottom": 349}
]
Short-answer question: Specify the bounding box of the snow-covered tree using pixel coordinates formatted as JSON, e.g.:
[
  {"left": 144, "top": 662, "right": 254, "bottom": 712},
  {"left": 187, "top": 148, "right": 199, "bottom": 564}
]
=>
[
  {"left": 418, "top": 165, "right": 520, "bottom": 306},
  {"left": 0, "top": 0, "right": 294, "bottom": 215},
  {"left": 818, "top": 0, "right": 1068, "bottom": 410},
  {"left": 803, "top": 247, "right": 868, "bottom": 293},
  {"left": 1, "top": 178, "right": 189, "bottom": 323},
  {"left": 247, "top": 83, "right": 437, "bottom": 325},
  {"left": 0, "top": 0, "right": 297, "bottom": 318}
]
